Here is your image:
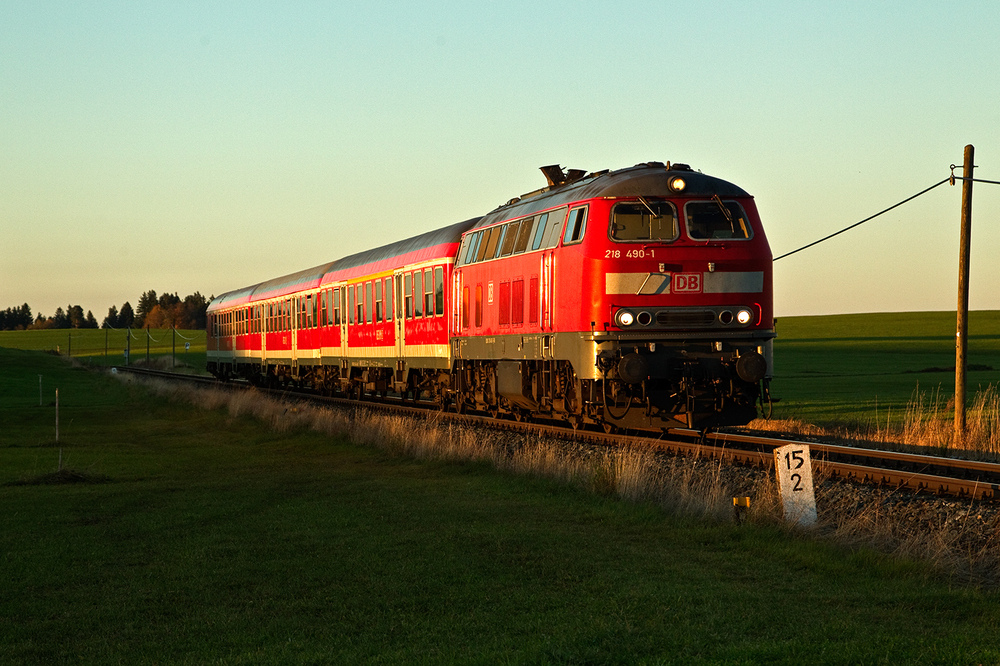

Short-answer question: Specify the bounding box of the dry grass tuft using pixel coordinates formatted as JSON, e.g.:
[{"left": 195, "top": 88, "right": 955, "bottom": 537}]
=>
[{"left": 747, "top": 386, "right": 1000, "bottom": 460}]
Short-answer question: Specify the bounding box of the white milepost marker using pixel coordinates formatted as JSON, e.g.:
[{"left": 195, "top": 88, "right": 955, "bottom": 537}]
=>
[{"left": 773, "top": 444, "right": 817, "bottom": 527}]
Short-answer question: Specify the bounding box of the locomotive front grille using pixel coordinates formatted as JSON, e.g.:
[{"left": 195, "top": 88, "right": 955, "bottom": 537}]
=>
[{"left": 655, "top": 309, "right": 717, "bottom": 328}]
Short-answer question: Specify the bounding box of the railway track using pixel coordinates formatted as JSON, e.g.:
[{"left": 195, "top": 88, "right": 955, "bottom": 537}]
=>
[{"left": 115, "top": 366, "right": 1000, "bottom": 501}]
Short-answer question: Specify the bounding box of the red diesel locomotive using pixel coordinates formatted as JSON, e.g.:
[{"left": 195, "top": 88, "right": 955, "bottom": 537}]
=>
[{"left": 207, "top": 161, "right": 774, "bottom": 430}]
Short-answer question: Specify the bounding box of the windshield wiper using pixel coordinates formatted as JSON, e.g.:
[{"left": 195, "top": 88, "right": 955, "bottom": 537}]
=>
[
  {"left": 711, "top": 194, "right": 736, "bottom": 233},
  {"left": 638, "top": 196, "right": 660, "bottom": 218}
]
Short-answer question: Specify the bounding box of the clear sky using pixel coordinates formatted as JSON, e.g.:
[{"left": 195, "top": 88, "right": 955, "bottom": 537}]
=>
[{"left": 3, "top": 1, "right": 999, "bottom": 321}]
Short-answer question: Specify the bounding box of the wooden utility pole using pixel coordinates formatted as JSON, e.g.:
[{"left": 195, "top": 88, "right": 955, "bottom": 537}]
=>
[{"left": 955, "top": 144, "right": 974, "bottom": 444}]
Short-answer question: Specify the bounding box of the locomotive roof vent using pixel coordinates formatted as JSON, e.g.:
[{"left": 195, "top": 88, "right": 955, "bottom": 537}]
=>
[{"left": 539, "top": 164, "right": 588, "bottom": 188}]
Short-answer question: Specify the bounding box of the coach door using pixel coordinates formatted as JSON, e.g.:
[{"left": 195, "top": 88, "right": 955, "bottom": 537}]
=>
[{"left": 393, "top": 271, "right": 406, "bottom": 359}]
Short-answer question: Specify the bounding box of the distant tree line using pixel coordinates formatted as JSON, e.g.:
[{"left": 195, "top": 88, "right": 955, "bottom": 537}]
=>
[{"left": 0, "top": 290, "right": 211, "bottom": 331}]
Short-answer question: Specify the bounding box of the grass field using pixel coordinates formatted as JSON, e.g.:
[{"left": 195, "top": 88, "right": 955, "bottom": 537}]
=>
[
  {"left": 770, "top": 310, "right": 1000, "bottom": 428},
  {"left": 0, "top": 328, "right": 206, "bottom": 371},
  {"left": 2, "top": 347, "right": 1000, "bottom": 662}
]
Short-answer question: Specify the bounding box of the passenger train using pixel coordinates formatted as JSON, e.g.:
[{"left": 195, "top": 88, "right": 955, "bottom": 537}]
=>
[{"left": 207, "top": 161, "right": 774, "bottom": 430}]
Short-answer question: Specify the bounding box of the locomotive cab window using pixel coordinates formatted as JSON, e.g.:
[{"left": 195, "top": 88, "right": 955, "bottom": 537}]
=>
[
  {"left": 611, "top": 200, "right": 678, "bottom": 242},
  {"left": 563, "top": 206, "right": 587, "bottom": 245},
  {"left": 684, "top": 200, "right": 752, "bottom": 240}
]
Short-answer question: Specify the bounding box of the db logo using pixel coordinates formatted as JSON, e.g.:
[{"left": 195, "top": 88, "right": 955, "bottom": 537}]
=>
[{"left": 672, "top": 273, "right": 702, "bottom": 293}]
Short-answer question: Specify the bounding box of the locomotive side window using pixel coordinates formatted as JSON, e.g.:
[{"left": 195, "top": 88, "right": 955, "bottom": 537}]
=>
[
  {"left": 467, "top": 231, "right": 484, "bottom": 264},
  {"left": 563, "top": 206, "right": 588, "bottom": 245},
  {"left": 542, "top": 208, "right": 568, "bottom": 248},
  {"left": 513, "top": 217, "right": 534, "bottom": 254},
  {"left": 684, "top": 201, "right": 752, "bottom": 240},
  {"left": 499, "top": 221, "right": 519, "bottom": 257},
  {"left": 611, "top": 201, "right": 678, "bottom": 242},
  {"left": 531, "top": 214, "right": 548, "bottom": 250},
  {"left": 475, "top": 228, "right": 494, "bottom": 262},
  {"left": 482, "top": 226, "right": 502, "bottom": 261}
]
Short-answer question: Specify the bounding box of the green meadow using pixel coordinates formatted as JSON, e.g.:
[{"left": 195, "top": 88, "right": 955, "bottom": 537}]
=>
[
  {"left": 770, "top": 311, "right": 1000, "bottom": 427},
  {"left": 2, "top": 346, "right": 1000, "bottom": 663},
  {"left": 0, "top": 328, "right": 206, "bottom": 371}
]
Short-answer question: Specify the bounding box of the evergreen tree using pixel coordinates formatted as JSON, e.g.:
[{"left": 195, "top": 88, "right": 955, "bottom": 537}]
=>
[
  {"left": 135, "top": 290, "right": 158, "bottom": 328},
  {"left": 53, "top": 307, "right": 68, "bottom": 329},
  {"left": 102, "top": 305, "right": 119, "bottom": 329},
  {"left": 85, "top": 311, "right": 98, "bottom": 328},
  {"left": 68, "top": 305, "right": 86, "bottom": 329},
  {"left": 119, "top": 302, "right": 135, "bottom": 328}
]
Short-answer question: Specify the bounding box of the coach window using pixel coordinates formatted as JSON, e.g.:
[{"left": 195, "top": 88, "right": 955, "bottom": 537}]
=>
[
  {"left": 434, "top": 267, "right": 444, "bottom": 315},
  {"left": 385, "top": 278, "right": 393, "bottom": 321},
  {"left": 404, "top": 273, "right": 413, "bottom": 318},
  {"left": 684, "top": 201, "right": 752, "bottom": 240},
  {"left": 332, "top": 288, "right": 341, "bottom": 325},
  {"left": 374, "top": 280, "right": 383, "bottom": 322},
  {"left": 357, "top": 284, "right": 366, "bottom": 323},
  {"left": 563, "top": 206, "right": 588, "bottom": 245},
  {"left": 421, "top": 268, "right": 432, "bottom": 315},
  {"left": 364, "top": 282, "right": 372, "bottom": 323},
  {"left": 348, "top": 286, "right": 356, "bottom": 325},
  {"left": 413, "top": 270, "right": 424, "bottom": 317}
]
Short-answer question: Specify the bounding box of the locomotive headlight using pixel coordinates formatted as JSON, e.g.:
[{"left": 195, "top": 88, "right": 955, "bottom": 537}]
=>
[
  {"left": 736, "top": 308, "right": 753, "bottom": 325},
  {"left": 668, "top": 176, "right": 686, "bottom": 192},
  {"left": 615, "top": 309, "right": 635, "bottom": 327}
]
